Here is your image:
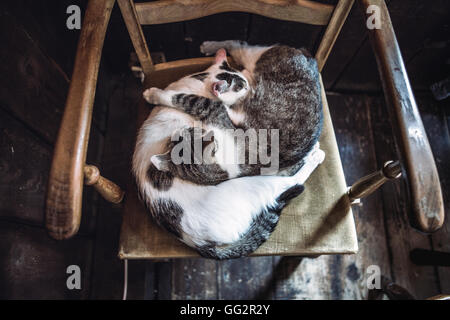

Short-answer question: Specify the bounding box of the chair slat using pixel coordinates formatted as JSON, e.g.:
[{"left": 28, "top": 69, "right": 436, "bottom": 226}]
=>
[
  {"left": 135, "top": 0, "right": 334, "bottom": 26},
  {"left": 315, "top": 0, "right": 354, "bottom": 71},
  {"left": 118, "top": 0, "right": 154, "bottom": 74}
]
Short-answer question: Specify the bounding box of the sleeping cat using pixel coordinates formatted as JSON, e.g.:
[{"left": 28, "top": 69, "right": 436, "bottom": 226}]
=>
[
  {"left": 143, "top": 40, "right": 323, "bottom": 183},
  {"left": 133, "top": 41, "right": 325, "bottom": 259}
]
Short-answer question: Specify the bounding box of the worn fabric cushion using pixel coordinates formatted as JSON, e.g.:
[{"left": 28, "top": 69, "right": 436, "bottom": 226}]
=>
[{"left": 119, "top": 58, "right": 357, "bottom": 259}]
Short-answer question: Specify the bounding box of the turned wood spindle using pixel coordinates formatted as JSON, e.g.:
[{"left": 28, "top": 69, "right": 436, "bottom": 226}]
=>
[
  {"left": 348, "top": 160, "right": 402, "bottom": 202},
  {"left": 84, "top": 165, "right": 125, "bottom": 204}
]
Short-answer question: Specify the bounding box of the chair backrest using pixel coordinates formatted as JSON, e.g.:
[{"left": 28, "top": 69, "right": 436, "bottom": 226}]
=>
[{"left": 117, "top": 0, "right": 355, "bottom": 74}]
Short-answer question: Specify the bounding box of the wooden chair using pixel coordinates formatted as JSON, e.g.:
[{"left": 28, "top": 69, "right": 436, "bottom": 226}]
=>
[{"left": 45, "top": 0, "right": 444, "bottom": 262}]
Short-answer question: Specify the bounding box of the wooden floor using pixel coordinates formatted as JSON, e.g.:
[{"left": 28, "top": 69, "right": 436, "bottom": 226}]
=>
[{"left": 88, "top": 73, "right": 450, "bottom": 300}]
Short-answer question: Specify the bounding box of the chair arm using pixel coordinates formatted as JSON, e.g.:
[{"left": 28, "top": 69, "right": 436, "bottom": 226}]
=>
[
  {"left": 45, "top": 0, "right": 115, "bottom": 240},
  {"left": 361, "top": 0, "right": 444, "bottom": 232}
]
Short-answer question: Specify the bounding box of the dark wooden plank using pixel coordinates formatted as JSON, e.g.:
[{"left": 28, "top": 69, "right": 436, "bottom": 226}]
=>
[
  {"left": 387, "top": 0, "right": 450, "bottom": 62},
  {"left": 184, "top": 12, "right": 250, "bottom": 58},
  {"left": 406, "top": 38, "right": 450, "bottom": 92},
  {"left": 88, "top": 202, "right": 126, "bottom": 299},
  {"left": 0, "top": 0, "right": 88, "bottom": 77},
  {"left": 278, "top": 255, "right": 373, "bottom": 300},
  {"left": 417, "top": 94, "right": 450, "bottom": 294},
  {"left": 102, "top": 2, "right": 135, "bottom": 74},
  {"left": 0, "top": 108, "right": 100, "bottom": 235},
  {"left": 269, "top": 256, "right": 302, "bottom": 299},
  {"left": 142, "top": 22, "right": 186, "bottom": 62},
  {"left": 321, "top": 0, "right": 400, "bottom": 91},
  {"left": 247, "top": 15, "right": 323, "bottom": 53},
  {"left": 330, "top": 0, "right": 450, "bottom": 92},
  {"left": 217, "top": 257, "right": 274, "bottom": 299},
  {"left": 272, "top": 255, "right": 342, "bottom": 299},
  {"left": 89, "top": 204, "right": 148, "bottom": 300},
  {"left": 331, "top": 37, "right": 381, "bottom": 92},
  {"left": 0, "top": 109, "right": 51, "bottom": 226},
  {"left": 0, "top": 11, "right": 70, "bottom": 144},
  {"left": 89, "top": 71, "right": 148, "bottom": 299},
  {"left": 328, "top": 93, "right": 392, "bottom": 299},
  {"left": 172, "top": 258, "right": 217, "bottom": 299},
  {"left": 388, "top": 0, "right": 450, "bottom": 91},
  {"left": 0, "top": 8, "right": 107, "bottom": 144},
  {"left": 0, "top": 7, "right": 105, "bottom": 303},
  {"left": 98, "top": 72, "right": 139, "bottom": 187},
  {"left": 370, "top": 93, "right": 440, "bottom": 299},
  {"left": 154, "top": 261, "right": 173, "bottom": 300},
  {"left": 320, "top": 3, "right": 368, "bottom": 89},
  {"left": 0, "top": 221, "right": 93, "bottom": 299}
]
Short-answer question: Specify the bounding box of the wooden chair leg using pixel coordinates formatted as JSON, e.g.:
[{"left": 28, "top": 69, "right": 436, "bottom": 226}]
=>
[
  {"left": 348, "top": 160, "right": 401, "bottom": 203},
  {"left": 84, "top": 165, "right": 125, "bottom": 204}
]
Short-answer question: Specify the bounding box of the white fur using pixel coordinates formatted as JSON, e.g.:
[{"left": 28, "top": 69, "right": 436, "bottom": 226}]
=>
[
  {"left": 225, "top": 105, "right": 246, "bottom": 125},
  {"left": 200, "top": 40, "right": 272, "bottom": 75}
]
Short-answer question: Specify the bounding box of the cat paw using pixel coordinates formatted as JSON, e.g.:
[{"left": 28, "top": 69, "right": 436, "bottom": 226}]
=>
[
  {"left": 293, "top": 148, "right": 325, "bottom": 184},
  {"left": 143, "top": 87, "right": 162, "bottom": 105},
  {"left": 200, "top": 41, "right": 221, "bottom": 56},
  {"left": 310, "top": 148, "right": 326, "bottom": 166}
]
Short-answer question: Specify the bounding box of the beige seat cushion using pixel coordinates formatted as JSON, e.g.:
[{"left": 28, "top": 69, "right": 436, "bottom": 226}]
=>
[{"left": 119, "top": 58, "right": 358, "bottom": 259}]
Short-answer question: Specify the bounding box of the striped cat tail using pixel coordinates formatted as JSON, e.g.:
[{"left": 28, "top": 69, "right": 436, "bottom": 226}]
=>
[{"left": 197, "top": 184, "right": 304, "bottom": 260}]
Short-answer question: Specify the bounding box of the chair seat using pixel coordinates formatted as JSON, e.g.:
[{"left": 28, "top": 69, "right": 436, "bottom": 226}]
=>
[{"left": 118, "top": 57, "right": 358, "bottom": 259}]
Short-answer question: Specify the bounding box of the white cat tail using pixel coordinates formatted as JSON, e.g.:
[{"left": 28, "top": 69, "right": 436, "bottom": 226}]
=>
[{"left": 195, "top": 184, "right": 304, "bottom": 260}]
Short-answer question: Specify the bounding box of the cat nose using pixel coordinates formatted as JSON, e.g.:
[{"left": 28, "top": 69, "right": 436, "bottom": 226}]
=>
[{"left": 212, "top": 80, "right": 228, "bottom": 96}]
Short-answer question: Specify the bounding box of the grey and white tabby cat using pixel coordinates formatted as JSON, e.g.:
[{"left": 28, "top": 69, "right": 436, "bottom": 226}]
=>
[
  {"left": 133, "top": 41, "right": 325, "bottom": 259},
  {"left": 144, "top": 40, "right": 323, "bottom": 183}
]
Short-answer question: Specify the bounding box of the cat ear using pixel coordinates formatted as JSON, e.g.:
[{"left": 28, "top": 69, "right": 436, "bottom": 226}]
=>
[
  {"left": 151, "top": 153, "right": 170, "bottom": 172},
  {"left": 214, "top": 48, "right": 227, "bottom": 64}
]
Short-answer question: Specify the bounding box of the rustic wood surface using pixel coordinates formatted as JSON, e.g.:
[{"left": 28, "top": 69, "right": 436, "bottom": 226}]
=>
[
  {"left": 247, "top": 15, "right": 322, "bottom": 53},
  {"left": 0, "top": 221, "right": 94, "bottom": 299},
  {"left": 326, "top": 93, "right": 392, "bottom": 300},
  {"left": 135, "top": 0, "right": 334, "bottom": 26},
  {"left": 45, "top": 0, "right": 115, "bottom": 240},
  {"left": 84, "top": 165, "right": 125, "bottom": 204},
  {"left": 326, "top": 0, "right": 450, "bottom": 92},
  {"left": 369, "top": 94, "right": 441, "bottom": 299},
  {"left": 118, "top": 0, "right": 154, "bottom": 74},
  {"left": 0, "top": 0, "right": 108, "bottom": 299},
  {"left": 88, "top": 71, "right": 148, "bottom": 299},
  {"left": 348, "top": 160, "right": 401, "bottom": 201},
  {"left": 361, "top": 0, "right": 444, "bottom": 232},
  {"left": 315, "top": 0, "right": 354, "bottom": 71},
  {"left": 417, "top": 96, "right": 450, "bottom": 294}
]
